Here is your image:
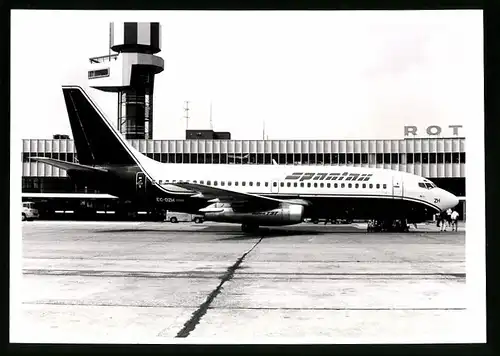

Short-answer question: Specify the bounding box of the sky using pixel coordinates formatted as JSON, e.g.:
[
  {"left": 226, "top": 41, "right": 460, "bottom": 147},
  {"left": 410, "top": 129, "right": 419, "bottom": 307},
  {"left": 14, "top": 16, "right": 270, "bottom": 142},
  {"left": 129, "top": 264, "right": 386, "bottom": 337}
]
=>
[{"left": 10, "top": 10, "right": 483, "bottom": 140}]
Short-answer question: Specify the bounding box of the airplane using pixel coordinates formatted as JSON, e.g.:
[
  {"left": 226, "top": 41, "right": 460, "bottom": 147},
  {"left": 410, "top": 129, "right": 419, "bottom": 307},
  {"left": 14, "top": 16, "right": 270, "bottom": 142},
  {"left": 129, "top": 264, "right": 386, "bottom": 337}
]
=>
[{"left": 31, "top": 85, "right": 459, "bottom": 233}]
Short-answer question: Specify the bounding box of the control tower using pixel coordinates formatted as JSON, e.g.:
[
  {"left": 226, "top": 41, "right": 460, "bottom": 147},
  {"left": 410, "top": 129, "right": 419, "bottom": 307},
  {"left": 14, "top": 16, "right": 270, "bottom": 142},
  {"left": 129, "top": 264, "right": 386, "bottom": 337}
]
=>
[{"left": 87, "top": 22, "right": 164, "bottom": 139}]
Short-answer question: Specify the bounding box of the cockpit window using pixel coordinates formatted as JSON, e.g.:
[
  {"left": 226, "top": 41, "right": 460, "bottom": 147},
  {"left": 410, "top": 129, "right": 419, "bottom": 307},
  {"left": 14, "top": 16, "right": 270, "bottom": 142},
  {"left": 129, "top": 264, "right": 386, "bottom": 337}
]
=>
[{"left": 419, "top": 181, "right": 436, "bottom": 189}]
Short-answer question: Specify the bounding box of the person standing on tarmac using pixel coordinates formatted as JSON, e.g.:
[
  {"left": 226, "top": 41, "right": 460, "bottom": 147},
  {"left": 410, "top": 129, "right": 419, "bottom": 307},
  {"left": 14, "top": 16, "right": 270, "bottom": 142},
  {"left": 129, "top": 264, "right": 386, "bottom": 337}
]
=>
[
  {"left": 440, "top": 210, "right": 448, "bottom": 231},
  {"left": 436, "top": 213, "right": 442, "bottom": 228},
  {"left": 451, "top": 210, "right": 460, "bottom": 231}
]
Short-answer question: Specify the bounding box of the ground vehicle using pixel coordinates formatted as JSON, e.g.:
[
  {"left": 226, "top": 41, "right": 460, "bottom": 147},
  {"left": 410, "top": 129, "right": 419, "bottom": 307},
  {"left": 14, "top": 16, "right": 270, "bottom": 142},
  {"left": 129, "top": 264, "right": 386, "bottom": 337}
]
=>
[
  {"left": 165, "top": 211, "right": 204, "bottom": 224},
  {"left": 22, "top": 201, "right": 39, "bottom": 221}
]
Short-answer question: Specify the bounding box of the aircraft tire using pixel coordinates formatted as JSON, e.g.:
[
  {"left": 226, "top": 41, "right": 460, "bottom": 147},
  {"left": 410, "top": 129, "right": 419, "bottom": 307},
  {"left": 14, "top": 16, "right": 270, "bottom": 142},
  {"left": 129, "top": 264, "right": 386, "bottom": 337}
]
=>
[
  {"left": 22, "top": 213, "right": 26, "bottom": 221},
  {"left": 170, "top": 217, "right": 178, "bottom": 223}
]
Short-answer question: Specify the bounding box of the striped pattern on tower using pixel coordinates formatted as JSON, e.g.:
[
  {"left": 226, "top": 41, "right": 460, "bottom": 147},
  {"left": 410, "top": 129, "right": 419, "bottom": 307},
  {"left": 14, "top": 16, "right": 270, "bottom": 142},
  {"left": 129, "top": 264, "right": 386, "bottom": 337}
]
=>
[{"left": 111, "top": 22, "right": 161, "bottom": 54}]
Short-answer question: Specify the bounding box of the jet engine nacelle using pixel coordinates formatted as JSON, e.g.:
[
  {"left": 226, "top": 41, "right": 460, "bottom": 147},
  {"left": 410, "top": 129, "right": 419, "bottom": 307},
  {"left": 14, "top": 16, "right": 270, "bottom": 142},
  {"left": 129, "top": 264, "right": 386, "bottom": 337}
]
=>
[{"left": 201, "top": 203, "right": 305, "bottom": 226}]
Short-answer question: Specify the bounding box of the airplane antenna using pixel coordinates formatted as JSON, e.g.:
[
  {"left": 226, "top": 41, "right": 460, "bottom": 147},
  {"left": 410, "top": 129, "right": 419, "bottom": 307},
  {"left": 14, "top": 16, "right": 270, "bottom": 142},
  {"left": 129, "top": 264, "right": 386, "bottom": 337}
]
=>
[
  {"left": 210, "top": 101, "right": 213, "bottom": 130},
  {"left": 184, "top": 101, "right": 190, "bottom": 130}
]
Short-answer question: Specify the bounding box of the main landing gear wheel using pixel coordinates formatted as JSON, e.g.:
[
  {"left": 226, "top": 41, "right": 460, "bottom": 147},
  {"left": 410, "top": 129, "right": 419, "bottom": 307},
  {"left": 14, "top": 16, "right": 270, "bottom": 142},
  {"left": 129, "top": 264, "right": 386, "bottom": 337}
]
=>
[
  {"left": 170, "top": 217, "right": 178, "bottom": 223},
  {"left": 241, "top": 224, "right": 259, "bottom": 233},
  {"left": 367, "top": 219, "right": 410, "bottom": 233}
]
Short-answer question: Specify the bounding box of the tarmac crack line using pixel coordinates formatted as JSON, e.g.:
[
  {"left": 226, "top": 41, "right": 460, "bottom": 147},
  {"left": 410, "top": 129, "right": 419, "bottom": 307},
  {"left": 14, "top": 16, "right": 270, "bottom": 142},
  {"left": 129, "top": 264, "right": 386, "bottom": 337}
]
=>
[{"left": 174, "top": 237, "right": 264, "bottom": 338}]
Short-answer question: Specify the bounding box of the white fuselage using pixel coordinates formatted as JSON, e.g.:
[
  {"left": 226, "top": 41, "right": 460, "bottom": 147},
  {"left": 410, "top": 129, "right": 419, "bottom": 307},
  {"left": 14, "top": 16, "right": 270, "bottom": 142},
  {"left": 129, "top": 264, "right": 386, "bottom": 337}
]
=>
[{"left": 133, "top": 151, "right": 459, "bottom": 213}]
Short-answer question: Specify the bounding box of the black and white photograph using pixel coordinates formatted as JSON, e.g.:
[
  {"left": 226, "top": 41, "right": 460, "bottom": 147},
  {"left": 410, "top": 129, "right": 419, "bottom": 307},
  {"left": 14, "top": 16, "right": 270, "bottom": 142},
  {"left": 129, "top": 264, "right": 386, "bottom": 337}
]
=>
[{"left": 10, "top": 9, "right": 485, "bottom": 344}]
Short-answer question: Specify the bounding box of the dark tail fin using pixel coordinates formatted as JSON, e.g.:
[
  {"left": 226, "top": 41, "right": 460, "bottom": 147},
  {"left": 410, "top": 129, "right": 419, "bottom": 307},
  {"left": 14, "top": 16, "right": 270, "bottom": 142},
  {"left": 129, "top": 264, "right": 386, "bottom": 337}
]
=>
[{"left": 62, "top": 86, "right": 136, "bottom": 166}]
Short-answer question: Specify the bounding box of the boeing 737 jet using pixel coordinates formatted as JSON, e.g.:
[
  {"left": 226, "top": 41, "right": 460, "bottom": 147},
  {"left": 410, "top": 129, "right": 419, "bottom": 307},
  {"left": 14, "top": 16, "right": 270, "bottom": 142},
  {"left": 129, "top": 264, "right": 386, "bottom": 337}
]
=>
[{"left": 32, "top": 86, "right": 459, "bottom": 232}]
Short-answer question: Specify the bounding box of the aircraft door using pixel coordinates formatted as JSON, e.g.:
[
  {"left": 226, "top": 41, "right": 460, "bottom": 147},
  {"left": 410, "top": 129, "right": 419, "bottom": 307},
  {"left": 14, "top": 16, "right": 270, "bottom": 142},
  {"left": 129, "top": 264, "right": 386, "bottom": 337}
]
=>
[
  {"left": 271, "top": 180, "right": 279, "bottom": 194},
  {"left": 392, "top": 175, "right": 403, "bottom": 198},
  {"left": 136, "top": 172, "right": 147, "bottom": 194}
]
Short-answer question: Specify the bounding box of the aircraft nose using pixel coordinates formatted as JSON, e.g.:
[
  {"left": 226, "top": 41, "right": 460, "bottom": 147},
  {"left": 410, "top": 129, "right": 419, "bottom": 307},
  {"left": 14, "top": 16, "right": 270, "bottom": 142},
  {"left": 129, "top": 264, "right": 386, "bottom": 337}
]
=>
[{"left": 443, "top": 190, "right": 459, "bottom": 210}]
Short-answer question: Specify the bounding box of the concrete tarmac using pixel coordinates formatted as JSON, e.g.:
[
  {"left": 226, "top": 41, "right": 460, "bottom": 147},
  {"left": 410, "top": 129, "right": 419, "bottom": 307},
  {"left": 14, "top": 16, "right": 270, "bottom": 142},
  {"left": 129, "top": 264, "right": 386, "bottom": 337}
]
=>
[{"left": 15, "top": 221, "right": 468, "bottom": 343}]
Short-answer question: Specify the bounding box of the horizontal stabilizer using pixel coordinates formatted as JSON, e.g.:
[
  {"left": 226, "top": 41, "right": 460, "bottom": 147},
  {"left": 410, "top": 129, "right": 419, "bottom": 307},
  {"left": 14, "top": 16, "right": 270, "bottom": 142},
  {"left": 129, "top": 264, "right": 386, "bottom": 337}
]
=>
[{"left": 30, "top": 157, "right": 108, "bottom": 173}]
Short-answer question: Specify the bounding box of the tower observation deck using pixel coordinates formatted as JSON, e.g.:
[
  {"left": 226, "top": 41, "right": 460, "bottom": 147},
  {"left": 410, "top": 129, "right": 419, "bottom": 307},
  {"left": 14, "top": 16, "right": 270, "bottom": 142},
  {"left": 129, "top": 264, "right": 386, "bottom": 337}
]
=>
[{"left": 88, "top": 22, "right": 164, "bottom": 139}]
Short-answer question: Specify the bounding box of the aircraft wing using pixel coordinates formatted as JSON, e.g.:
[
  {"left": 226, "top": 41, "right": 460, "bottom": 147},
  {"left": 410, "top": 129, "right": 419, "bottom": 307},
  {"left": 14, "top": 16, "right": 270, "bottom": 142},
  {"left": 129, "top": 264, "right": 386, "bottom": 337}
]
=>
[
  {"left": 169, "top": 181, "right": 310, "bottom": 209},
  {"left": 30, "top": 157, "right": 108, "bottom": 173},
  {"left": 22, "top": 193, "right": 118, "bottom": 199}
]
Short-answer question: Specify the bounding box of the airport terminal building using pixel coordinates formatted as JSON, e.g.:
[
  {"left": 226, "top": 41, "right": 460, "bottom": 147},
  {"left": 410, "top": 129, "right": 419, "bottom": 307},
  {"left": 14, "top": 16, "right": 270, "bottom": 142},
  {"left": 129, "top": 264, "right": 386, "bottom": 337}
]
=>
[{"left": 21, "top": 135, "right": 466, "bottom": 221}]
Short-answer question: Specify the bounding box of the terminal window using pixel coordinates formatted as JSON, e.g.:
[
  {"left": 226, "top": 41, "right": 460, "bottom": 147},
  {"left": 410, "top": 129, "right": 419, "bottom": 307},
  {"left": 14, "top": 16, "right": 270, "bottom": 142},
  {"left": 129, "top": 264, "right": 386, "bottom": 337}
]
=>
[{"left": 88, "top": 68, "right": 110, "bottom": 79}]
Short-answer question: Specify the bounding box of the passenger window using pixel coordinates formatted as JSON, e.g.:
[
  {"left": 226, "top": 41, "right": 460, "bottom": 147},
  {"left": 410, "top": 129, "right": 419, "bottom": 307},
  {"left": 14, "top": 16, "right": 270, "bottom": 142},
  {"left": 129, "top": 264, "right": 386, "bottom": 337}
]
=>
[
  {"left": 369, "top": 184, "right": 373, "bottom": 189},
  {"left": 294, "top": 183, "right": 297, "bottom": 187},
  {"left": 249, "top": 182, "right": 253, "bottom": 186},
  {"left": 265, "top": 182, "right": 269, "bottom": 187},
  {"left": 307, "top": 183, "right": 311, "bottom": 188},
  {"left": 193, "top": 180, "right": 197, "bottom": 183},
  {"left": 327, "top": 183, "right": 331, "bottom": 188},
  {"left": 273, "top": 182, "right": 277, "bottom": 187},
  {"left": 256, "top": 182, "right": 260, "bottom": 187},
  {"left": 376, "top": 184, "right": 380, "bottom": 189},
  {"left": 207, "top": 181, "right": 211, "bottom": 185},
  {"left": 280, "top": 182, "right": 284, "bottom": 187},
  {"left": 228, "top": 181, "right": 232, "bottom": 186},
  {"left": 287, "top": 182, "right": 291, "bottom": 187},
  {"left": 348, "top": 183, "right": 352, "bottom": 188},
  {"left": 300, "top": 183, "right": 304, "bottom": 187},
  {"left": 221, "top": 181, "right": 225, "bottom": 186},
  {"left": 235, "top": 182, "right": 239, "bottom": 186},
  {"left": 362, "top": 183, "right": 366, "bottom": 188},
  {"left": 242, "top": 182, "right": 246, "bottom": 186},
  {"left": 214, "top": 181, "right": 218, "bottom": 186},
  {"left": 341, "top": 183, "right": 345, "bottom": 188},
  {"left": 314, "top": 183, "right": 317, "bottom": 188},
  {"left": 166, "top": 180, "right": 170, "bottom": 183},
  {"left": 383, "top": 184, "right": 386, "bottom": 189},
  {"left": 320, "top": 183, "right": 324, "bottom": 188},
  {"left": 334, "top": 183, "right": 338, "bottom": 188},
  {"left": 355, "top": 183, "right": 358, "bottom": 188}
]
